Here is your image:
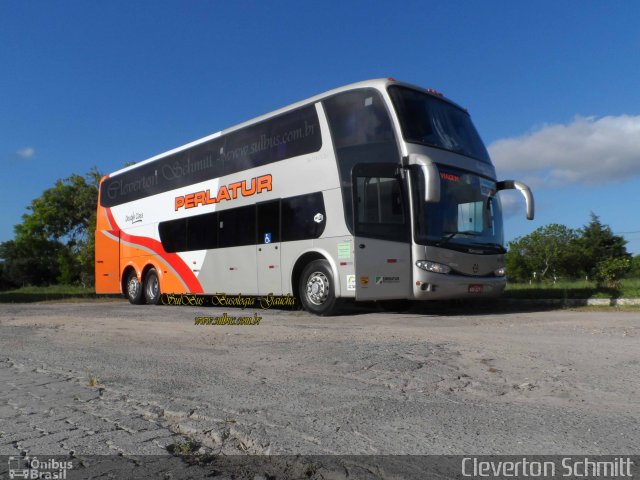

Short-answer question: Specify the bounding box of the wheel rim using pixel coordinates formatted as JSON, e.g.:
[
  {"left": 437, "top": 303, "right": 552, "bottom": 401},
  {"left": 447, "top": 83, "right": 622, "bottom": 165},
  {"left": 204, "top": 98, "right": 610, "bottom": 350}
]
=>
[
  {"left": 146, "top": 275, "right": 159, "bottom": 301},
  {"left": 127, "top": 276, "right": 140, "bottom": 299},
  {"left": 305, "top": 271, "right": 329, "bottom": 305}
]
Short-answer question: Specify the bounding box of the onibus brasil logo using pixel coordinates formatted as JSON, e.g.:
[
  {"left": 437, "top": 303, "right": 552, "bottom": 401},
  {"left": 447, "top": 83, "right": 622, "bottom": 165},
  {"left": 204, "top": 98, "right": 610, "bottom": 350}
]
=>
[{"left": 7, "top": 456, "right": 73, "bottom": 479}]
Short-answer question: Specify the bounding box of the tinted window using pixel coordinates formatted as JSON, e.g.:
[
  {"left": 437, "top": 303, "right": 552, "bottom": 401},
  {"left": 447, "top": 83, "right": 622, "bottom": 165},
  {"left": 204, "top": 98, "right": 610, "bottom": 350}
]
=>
[
  {"left": 257, "top": 200, "right": 280, "bottom": 244},
  {"left": 324, "top": 89, "right": 395, "bottom": 149},
  {"left": 101, "top": 105, "right": 322, "bottom": 207},
  {"left": 388, "top": 86, "right": 491, "bottom": 163},
  {"left": 158, "top": 218, "right": 188, "bottom": 253},
  {"left": 353, "top": 173, "right": 408, "bottom": 242},
  {"left": 357, "top": 177, "right": 404, "bottom": 224},
  {"left": 281, "top": 192, "right": 326, "bottom": 241},
  {"left": 159, "top": 212, "right": 218, "bottom": 253},
  {"left": 411, "top": 166, "right": 504, "bottom": 252},
  {"left": 224, "top": 122, "right": 270, "bottom": 171},
  {"left": 159, "top": 191, "right": 326, "bottom": 252},
  {"left": 187, "top": 212, "right": 217, "bottom": 250},
  {"left": 218, "top": 205, "right": 255, "bottom": 248},
  {"left": 323, "top": 89, "right": 399, "bottom": 233}
]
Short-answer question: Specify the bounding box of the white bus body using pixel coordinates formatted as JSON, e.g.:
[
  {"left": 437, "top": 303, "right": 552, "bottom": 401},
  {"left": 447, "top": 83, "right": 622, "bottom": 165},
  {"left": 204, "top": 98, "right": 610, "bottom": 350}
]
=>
[{"left": 95, "top": 78, "right": 533, "bottom": 315}]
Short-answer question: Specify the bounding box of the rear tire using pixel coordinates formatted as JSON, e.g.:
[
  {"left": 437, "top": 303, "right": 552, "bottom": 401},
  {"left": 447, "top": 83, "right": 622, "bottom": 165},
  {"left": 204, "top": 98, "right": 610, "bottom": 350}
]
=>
[
  {"left": 125, "top": 270, "right": 144, "bottom": 305},
  {"left": 144, "top": 268, "right": 161, "bottom": 305},
  {"left": 298, "top": 260, "right": 342, "bottom": 316}
]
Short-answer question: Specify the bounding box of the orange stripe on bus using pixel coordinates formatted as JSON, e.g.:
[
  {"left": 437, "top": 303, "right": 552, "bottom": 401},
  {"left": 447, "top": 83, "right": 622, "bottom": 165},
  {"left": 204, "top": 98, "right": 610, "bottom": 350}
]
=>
[{"left": 105, "top": 208, "right": 203, "bottom": 293}]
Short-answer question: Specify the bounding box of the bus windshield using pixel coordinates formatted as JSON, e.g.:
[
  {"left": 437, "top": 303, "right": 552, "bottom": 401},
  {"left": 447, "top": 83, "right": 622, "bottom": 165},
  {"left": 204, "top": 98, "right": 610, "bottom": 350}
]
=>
[
  {"left": 411, "top": 166, "right": 505, "bottom": 253},
  {"left": 388, "top": 86, "right": 491, "bottom": 163}
]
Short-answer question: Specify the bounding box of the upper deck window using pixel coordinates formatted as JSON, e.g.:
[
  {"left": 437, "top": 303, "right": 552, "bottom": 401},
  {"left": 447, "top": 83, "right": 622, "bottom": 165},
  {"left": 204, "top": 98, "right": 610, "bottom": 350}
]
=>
[
  {"left": 324, "top": 89, "right": 395, "bottom": 149},
  {"left": 100, "top": 104, "right": 322, "bottom": 208},
  {"left": 388, "top": 86, "right": 491, "bottom": 164}
]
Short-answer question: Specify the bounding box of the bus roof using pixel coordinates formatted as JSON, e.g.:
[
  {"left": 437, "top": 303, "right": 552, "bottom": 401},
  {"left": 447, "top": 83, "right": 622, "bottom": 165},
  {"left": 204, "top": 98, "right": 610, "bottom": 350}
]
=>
[{"left": 106, "top": 78, "right": 458, "bottom": 179}]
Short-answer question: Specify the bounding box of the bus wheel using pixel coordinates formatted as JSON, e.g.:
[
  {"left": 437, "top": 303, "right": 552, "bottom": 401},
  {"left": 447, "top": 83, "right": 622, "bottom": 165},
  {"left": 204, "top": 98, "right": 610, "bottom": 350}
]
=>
[
  {"left": 125, "top": 270, "right": 144, "bottom": 305},
  {"left": 299, "top": 260, "right": 342, "bottom": 316},
  {"left": 144, "top": 268, "right": 161, "bottom": 305}
]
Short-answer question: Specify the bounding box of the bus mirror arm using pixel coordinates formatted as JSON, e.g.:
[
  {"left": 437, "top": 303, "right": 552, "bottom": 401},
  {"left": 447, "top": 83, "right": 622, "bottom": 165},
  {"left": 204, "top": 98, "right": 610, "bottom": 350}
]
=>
[
  {"left": 407, "top": 154, "right": 440, "bottom": 203},
  {"left": 497, "top": 180, "right": 535, "bottom": 220}
]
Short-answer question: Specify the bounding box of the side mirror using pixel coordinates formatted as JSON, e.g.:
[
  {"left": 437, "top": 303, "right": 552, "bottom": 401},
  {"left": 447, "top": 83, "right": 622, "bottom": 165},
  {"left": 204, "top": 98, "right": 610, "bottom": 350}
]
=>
[
  {"left": 408, "top": 154, "right": 440, "bottom": 203},
  {"left": 497, "top": 180, "right": 535, "bottom": 220}
]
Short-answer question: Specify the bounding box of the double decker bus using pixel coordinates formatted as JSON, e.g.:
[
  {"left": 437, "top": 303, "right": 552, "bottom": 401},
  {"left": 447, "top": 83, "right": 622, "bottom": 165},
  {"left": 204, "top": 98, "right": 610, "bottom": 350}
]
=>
[{"left": 95, "top": 78, "right": 534, "bottom": 315}]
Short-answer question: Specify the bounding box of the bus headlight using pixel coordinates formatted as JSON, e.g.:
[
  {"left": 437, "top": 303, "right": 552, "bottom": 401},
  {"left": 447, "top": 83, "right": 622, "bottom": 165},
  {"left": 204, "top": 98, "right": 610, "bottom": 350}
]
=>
[
  {"left": 494, "top": 267, "right": 506, "bottom": 277},
  {"left": 416, "top": 260, "right": 451, "bottom": 274}
]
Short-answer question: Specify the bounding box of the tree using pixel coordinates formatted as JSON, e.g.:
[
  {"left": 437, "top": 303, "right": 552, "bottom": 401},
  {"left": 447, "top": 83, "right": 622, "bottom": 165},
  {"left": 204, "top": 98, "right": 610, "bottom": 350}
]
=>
[
  {"left": 0, "top": 261, "right": 10, "bottom": 290},
  {"left": 594, "top": 257, "right": 631, "bottom": 289},
  {"left": 575, "top": 213, "right": 630, "bottom": 278},
  {"left": 506, "top": 224, "right": 580, "bottom": 282},
  {"left": 0, "top": 239, "right": 63, "bottom": 287},
  {"left": 506, "top": 214, "right": 632, "bottom": 283},
  {"left": 15, "top": 169, "right": 101, "bottom": 244},
  {"left": 630, "top": 255, "right": 640, "bottom": 278},
  {"left": 0, "top": 168, "right": 101, "bottom": 288}
]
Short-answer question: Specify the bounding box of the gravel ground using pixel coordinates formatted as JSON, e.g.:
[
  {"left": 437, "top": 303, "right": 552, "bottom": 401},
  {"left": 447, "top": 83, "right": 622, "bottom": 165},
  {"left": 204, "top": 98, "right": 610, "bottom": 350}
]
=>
[{"left": 0, "top": 301, "right": 638, "bottom": 465}]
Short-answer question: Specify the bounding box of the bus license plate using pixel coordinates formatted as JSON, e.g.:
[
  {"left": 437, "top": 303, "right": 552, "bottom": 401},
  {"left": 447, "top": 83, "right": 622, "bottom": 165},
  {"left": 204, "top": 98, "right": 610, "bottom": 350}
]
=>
[{"left": 468, "top": 284, "right": 483, "bottom": 294}]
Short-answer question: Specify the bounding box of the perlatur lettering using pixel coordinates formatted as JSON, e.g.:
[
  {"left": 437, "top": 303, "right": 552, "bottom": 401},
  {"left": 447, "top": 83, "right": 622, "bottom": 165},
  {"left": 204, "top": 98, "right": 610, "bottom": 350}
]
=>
[{"left": 175, "top": 174, "right": 272, "bottom": 211}]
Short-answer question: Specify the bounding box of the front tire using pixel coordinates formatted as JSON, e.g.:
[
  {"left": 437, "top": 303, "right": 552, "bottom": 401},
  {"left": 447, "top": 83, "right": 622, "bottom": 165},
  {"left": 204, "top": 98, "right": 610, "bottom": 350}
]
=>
[
  {"left": 125, "top": 270, "right": 144, "bottom": 305},
  {"left": 144, "top": 268, "right": 161, "bottom": 305},
  {"left": 299, "top": 260, "right": 342, "bottom": 316}
]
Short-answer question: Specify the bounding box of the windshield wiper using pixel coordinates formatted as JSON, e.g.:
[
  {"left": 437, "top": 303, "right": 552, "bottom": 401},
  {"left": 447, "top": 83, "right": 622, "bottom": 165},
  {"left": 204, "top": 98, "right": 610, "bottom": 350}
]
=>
[
  {"left": 468, "top": 242, "right": 506, "bottom": 253},
  {"left": 436, "top": 231, "right": 480, "bottom": 247}
]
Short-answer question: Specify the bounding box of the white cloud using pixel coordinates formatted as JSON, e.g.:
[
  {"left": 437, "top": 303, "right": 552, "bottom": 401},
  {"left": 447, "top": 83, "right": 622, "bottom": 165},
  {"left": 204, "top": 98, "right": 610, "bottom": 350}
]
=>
[
  {"left": 488, "top": 115, "right": 640, "bottom": 187},
  {"left": 497, "top": 190, "right": 525, "bottom": 218},
  {"left": 16, "top": 147, "right": 35, "bottom": 159}
]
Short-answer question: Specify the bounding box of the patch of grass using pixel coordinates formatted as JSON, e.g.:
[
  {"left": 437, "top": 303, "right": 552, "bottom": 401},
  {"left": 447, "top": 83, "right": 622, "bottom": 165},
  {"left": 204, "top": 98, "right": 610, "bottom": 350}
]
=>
[
  {"left": 167, "top": 439, "right": 202, "bottom": 456},
  {"left": 0, "top": 285, "right": 110, "bottom": 303},
  {"left": 88, "top": 374, "right": 100, "bottom": 387},
  {"left": 619, "top": 278, "right": 640, "bottom": 297},
  {"left": 570, "top": 305, "right": 640, "bottom": 312},
  {"left": 505, "top": 278, "right": 640, "bottom": 299}
]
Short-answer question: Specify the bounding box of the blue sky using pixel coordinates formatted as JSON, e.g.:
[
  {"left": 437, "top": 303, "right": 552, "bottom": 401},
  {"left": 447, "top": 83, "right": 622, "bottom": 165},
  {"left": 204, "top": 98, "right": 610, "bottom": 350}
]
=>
[{"left": 1, "top": 1, "right": 639, "bottom": 254}]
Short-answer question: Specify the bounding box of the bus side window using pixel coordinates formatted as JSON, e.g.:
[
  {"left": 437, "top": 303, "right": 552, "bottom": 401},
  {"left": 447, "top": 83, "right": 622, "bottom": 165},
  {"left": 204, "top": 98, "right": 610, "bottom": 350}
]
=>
[
  {"left": 257, "top": 200, "right": 280, "bottom": 244},
  {"left": 354, "top": 175, "right": 407, "bottom": 242},
  {"left": 218, "top": 206, "right": 255, "bottom": 248},
  {"left": 281, "top": 192, "right": 326, "bottom": 241},
  {"left": 187, "top": 212, "right": 217, "bottom": 250},
  {"left": 357, "top": 177, "right": 404, "bottom": 225},
  {"left": 323, "top": 89, "right": 399, "bottom": 235},
  {"left": 158, "top": 218, "right": 187, "bottom": 253}
]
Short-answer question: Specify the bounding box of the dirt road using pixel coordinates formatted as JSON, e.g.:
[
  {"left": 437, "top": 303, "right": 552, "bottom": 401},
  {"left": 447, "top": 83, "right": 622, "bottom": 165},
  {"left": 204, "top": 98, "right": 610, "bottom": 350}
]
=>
[{"left": 1, "top": 301, "right": 638, "bottom": 459}]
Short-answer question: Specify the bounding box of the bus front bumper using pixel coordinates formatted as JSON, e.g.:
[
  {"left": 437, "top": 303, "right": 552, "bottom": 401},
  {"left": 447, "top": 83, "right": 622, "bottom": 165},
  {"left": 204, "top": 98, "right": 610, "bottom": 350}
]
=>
[{"left": 411, "top": 271, "right": 506, "bottom": 300}]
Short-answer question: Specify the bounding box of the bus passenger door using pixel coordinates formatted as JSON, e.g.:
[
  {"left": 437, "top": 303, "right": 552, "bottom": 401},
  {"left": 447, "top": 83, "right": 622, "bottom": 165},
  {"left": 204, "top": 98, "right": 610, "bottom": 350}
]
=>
[
  {"left": 256, "top": 200, "right": 282, "bottom": 295},
  {"left": 352, "top": 164, "right": 412, "bottom": 300}
]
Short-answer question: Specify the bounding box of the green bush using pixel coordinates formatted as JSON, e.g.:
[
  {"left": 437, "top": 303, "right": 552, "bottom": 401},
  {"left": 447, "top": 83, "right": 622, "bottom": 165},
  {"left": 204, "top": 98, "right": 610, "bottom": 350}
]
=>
[{"left": 593, "top": 257, "right": 631, "bottom": 289}]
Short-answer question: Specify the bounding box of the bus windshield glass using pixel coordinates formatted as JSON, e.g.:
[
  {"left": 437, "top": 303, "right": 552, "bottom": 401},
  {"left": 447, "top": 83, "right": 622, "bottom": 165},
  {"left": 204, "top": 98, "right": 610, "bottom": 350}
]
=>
[
  {"left": 389, "top": 86, "right": 491, "bottom": 163},
  {"left": 411, "top": 167, "right": 505, "bottom": 252}
]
